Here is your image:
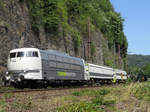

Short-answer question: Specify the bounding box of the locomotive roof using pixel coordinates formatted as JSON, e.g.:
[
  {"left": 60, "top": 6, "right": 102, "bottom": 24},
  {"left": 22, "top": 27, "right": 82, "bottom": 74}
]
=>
[
  {"left": 9, "top": 48, "right": 83, "bottom": 61},
  {"left": 86, "top": 63, "right": 114, "bottom": 70},
  {"left": 86, "top": 63, "right": 127, "bottom": 73},
  {"left": 10, "top": 48, "right": 39, "bottom": 53},
  {"left": 40, "top": 49, "right": 83, "bottom": 62}
]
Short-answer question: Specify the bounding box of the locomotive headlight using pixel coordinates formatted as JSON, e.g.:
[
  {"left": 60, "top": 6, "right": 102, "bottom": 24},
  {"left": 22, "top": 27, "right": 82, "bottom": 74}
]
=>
[{"left": 6, "top": 76, "right": 11, "bottom": 80}]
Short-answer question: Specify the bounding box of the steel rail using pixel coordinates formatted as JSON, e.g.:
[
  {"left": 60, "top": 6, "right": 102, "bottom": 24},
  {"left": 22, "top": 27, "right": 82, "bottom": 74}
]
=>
[{"left": 0, "top": 83, "right": 121, "bottom": 94}]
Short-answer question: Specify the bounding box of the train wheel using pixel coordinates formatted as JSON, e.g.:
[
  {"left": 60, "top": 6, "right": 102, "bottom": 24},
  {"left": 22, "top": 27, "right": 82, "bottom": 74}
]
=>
[
  {"left": 2, "top": 81, "right": 7, "bottom": 86},
  {"left": 43, "top": 84, "right": 48, "bottom": 88},
  {"left": 28, "top": 81, "right": 37, "bottom": 89},
  {"left": 13, "top": 82, "right": 24, "bottom": 89},
  {"left": 88, "top": 79, "right": 94, "bottom": 87}
]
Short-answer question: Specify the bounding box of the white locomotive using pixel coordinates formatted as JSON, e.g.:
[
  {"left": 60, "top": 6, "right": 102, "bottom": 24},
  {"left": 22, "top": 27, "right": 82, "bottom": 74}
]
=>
[{"left": 3, "top": 48, "right": 127, "bottom": 88}]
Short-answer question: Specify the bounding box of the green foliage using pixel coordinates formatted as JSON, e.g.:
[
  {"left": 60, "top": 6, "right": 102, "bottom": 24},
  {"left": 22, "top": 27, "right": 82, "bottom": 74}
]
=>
[
  {"left": 28, "top": 0, "right": 44, "bottom": 28},
  {"left": 92, "top": 96, "right": 103, "bottom": 105},
  {"left": 0, "top": 92, "right": 12, "bottom": 112},
  {"left": 12, "top": 96, "right": 33, "bottom": 111},
  {"left": 57, "top": 101, "right": 103, "bottom": 112},
  {"left": 128, "top": 54, "right": 150, "bottom": 81},
  {"left": 0, "top": 99, "right": 6, "bottom": 112},
  {"left": 91, "top": 88, "right": 115, "bottom": 106},
  {"left": 4, "top": 92, "right": 12, "bottom": 99},
  {"left": 131, "top": 83, "right": 150, "bottom": 101},
  {"left": 61, "top": 88, "right": 112, "bottom": 112},
  {"left": 96, "top": 88, "right": 110, "bottom": 96},
  {"left": 135, "top": 64, "right": 150, "bottom": 81},
  {"left": 91, "top": 42, "right": 96, "bottom": 56},
  {"left": 72, "top": 31, "right": 81, "bottom": 54},
  {"left": 126, "top": 77, "right": 133, "bottom": 84},
  {"left": 105, "top": 58, "right": 114, "bottom": 67},
  {"left": 92, "top": 96, "right": 115, "bottom": 106},
  {"left": 101, "top": 11, "right": 127, "bottom": 57},
  {"left": 128, "top": 54, "right": 150, "bottom": 68},
  {"left": 72, "top": 88, "right": 110, "bottom": 96},
  {"left": 68, "top": 88, "right": 115, "bottom": 112},
  {"left": 0, "top": 0, "right": 5, "bottom": 10},
  {"left": 142, "top": 64, "right": 150, "bottom": 78},
  {"left": 28, "top": 0, "right": 128, "bottom": 59},
  {"left": 0, "top": 86, "right": 14, "bottom": 93},
  {"left": 72, "top": 91, "right": 82, "bottom": 96},
  {"left": 66, "top": 0, "right": 80, "bottom": 19}
]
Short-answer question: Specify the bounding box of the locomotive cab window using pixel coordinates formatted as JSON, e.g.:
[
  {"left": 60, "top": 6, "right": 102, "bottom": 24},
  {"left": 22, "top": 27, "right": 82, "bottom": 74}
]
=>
[
  {"left": 17, "top": 52, "right": 24, "bottom": 57},
  {"left": 10, "top": 52, "right": 16, "bottom": 58},
  {"left": 26, "top": 51, "right": 39, "bottom": 57}
]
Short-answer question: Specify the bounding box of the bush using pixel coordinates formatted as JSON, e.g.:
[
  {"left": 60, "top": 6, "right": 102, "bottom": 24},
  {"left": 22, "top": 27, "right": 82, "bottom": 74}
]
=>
[{"left": 131, "top": 83, "right": 150, "bottom": 101}]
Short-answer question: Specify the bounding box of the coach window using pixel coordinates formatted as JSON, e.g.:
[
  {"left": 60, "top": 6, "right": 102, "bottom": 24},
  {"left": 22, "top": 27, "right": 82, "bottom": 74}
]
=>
[
  {"left": 17, "top": 52, "right": 24, "bottom": 57},
  {"left": 26, "top": 51, "right": 39, "bottom": 57}
]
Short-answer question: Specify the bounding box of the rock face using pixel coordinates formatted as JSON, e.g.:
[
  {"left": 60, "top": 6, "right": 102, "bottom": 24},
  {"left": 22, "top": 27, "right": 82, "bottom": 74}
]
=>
[{"left": 0, "top": 0, "right": 120, "bottom": 75}]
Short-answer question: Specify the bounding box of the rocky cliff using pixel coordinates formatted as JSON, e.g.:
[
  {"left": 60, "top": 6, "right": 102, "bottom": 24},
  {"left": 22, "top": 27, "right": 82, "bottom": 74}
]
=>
[{"left": 0, "top": 0, "right": 128, "bottom": 75}]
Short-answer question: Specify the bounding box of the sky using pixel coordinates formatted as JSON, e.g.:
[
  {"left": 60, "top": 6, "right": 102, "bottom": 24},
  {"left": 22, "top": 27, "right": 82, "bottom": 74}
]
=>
[{"left": 110, "top": 0, "right": 150, "bottom": 55}]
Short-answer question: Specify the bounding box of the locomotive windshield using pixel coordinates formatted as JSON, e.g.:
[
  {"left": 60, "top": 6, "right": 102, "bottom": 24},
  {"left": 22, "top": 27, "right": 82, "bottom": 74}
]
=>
[
  {"left": 17, "top": 52, "right": 24, "bottom": 57},
  {"left": 10, "top": 52, "right": 16, "bottom": 58},
  {"left": 9, "top": 52, "right": 25, "bottom": 58},
  {"left": 26, "top": 51, "right": 38, "bottom": 57}
]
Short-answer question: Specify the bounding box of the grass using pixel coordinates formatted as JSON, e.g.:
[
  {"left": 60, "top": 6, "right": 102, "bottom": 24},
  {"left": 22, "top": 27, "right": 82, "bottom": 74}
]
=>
[
  {"left": 0, "top": 92, "right": 13, "bottom": 112},
  {"left": 0, "top": 99, "right": 6, "bottom": 112},
  {"left": 59, "top": 83, "right": 150, "bottom": 112},
  {"left": 1, "top": 83, "right": 150, "bottom": 112},
  {"left": 0, "top": 91, "right": 34, "bottom": 112},
  {"left": 72, "top": 88, "right": 110, "bottom": 97},
  {"left": 57, "top": 88, "right": 116, "bottom": 112},
  {"left": 11, "top": 96, "right": 33, "bottom": 111},
  {"left": 0, "top": 86, "right": 14, "bottom": 93},
  {"left": 131, "top": 82, "right": 150, "bottom": 101},
  {"left": 57, "top": 101, "right": 104, "bottom": 112}
]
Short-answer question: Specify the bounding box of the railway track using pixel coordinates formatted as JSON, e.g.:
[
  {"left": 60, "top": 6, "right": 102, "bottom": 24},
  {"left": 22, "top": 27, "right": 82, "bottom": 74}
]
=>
[
  {"left": 0, "top": 83, "right": 121, "bottom": 94},
  {"left": 0, "top": 86, "right": 99, "bottom": 94}
]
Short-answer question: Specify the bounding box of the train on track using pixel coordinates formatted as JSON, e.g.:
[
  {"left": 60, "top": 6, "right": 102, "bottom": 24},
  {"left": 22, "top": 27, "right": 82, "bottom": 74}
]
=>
[{"left": 2, "top": 48, "right": 127, "bottom": 88}]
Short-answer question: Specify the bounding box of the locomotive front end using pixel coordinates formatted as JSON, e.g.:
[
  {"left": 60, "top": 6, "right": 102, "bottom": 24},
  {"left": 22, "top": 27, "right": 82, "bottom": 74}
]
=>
[{"left": 5, "top": 48, "right": 42, "bottom": 86}]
